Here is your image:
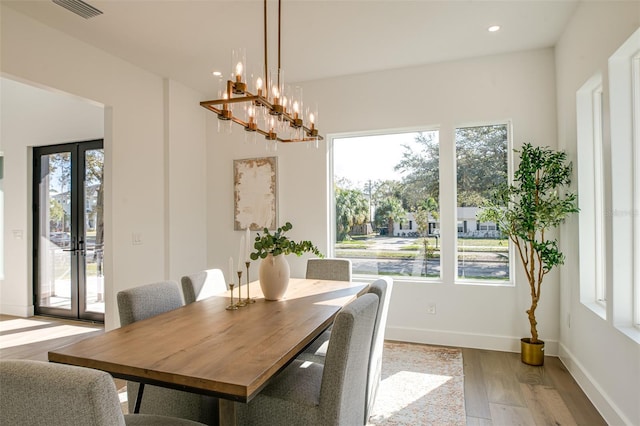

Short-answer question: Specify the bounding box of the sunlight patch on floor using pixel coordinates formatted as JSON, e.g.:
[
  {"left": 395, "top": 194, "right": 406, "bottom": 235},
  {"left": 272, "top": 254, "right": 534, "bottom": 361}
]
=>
[
  {"left": 372, "top": 370, "right": 452, "bottom": 419},
  {"left": 0, "top": 324, "right": 98, "bottom": 349},
  {"left": 0, "top": 318, "right": 52, "bottom": 333}
]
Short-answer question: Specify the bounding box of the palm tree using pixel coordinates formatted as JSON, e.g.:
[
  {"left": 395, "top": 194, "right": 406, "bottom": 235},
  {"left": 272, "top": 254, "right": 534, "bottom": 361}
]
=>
[{"left": 375, "top": 197, "right": 405, "bottom": 236}]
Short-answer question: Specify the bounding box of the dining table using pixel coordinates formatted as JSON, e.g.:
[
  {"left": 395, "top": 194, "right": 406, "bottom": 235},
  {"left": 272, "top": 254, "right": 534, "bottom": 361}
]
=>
[{"left": 48, "top": 277, "right": 369, "bottom": 425}]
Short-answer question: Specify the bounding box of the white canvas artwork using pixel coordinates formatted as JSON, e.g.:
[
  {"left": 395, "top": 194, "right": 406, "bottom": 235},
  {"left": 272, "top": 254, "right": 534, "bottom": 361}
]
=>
[{"left": 234, "top": 157, "right": 277, "bottom": 230}]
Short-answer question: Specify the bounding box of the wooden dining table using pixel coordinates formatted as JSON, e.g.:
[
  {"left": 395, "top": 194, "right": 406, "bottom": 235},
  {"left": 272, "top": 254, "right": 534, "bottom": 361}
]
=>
[{"left": 48, "top": 278, "right": 368, "bottom": 425}]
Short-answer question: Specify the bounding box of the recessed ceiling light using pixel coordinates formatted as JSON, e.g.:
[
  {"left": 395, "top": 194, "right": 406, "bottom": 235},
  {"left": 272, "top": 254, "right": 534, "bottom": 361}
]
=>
[
  {"left": 488, "top": 25, "right": 501, "bottom": 32},
  {"left": 212, "top": 71, "right": 222, "bottom": 77}
]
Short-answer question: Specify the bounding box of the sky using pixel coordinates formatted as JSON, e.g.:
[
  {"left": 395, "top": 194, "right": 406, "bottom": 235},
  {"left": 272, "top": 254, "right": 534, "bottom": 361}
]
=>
[{"left": 333, "top": 131, "right": 433, "bottom": 188}]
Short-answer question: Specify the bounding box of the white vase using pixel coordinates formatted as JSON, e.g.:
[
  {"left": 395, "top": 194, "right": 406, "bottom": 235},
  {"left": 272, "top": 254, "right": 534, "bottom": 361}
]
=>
[{"left": 258, "top": 254, "right": 291, "bottom": 300}]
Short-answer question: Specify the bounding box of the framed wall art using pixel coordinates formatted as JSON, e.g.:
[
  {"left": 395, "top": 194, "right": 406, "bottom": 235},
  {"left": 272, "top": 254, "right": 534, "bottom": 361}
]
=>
[{"left": 233, "top": 157, "right": 277, "bottom": 231}]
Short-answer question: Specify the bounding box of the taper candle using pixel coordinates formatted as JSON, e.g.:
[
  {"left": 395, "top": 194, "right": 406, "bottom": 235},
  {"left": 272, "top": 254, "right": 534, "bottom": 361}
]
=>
[
  {"left": 245, "top": 228, "right": 251, "bottom": 261},
  {"left": 238, "top": 236, "right": 245, "bottom": 271},
  {"left": 228, "top": 257, "right": 234, "bottom": 284}
]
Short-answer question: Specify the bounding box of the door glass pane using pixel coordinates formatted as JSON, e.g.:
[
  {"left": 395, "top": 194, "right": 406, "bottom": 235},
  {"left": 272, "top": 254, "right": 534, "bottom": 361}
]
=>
[
  {"left": 38, "top": 153, "right": 72, "bottom": 310},
  {"left": 83, "top": 148, "right": 104, "bottom": 314}
]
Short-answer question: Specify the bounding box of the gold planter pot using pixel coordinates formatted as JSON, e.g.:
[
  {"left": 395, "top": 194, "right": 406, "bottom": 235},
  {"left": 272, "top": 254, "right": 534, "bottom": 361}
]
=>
[{"left": 520, "top": 338, "right": 545, "bottom": 366}]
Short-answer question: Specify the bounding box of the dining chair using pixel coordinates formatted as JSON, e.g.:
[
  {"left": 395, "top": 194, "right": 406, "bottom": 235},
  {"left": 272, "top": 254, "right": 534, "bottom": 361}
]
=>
[
  {"left": 297, "top": 277, "right": 394, "bottom": 423},
  {"left": 0, "top": 359, "right": 207, "bottom": 426},
  {"left": 305, "top": 258, "right": 352, "bottom": 282},
  {"left": 180, "top": 268, "right": 228, "bottom": 304},
  {"left": 237, "top": 293, "right": 379, "bottom": 426},
  {"left": 117, "top": 281, "right": 214, "bottom": 424}
]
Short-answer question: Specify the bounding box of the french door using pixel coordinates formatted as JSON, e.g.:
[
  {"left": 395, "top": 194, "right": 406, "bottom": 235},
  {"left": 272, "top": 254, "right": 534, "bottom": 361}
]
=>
[{"left": 33, "top": 140, "right": 104, "bottom": 322}]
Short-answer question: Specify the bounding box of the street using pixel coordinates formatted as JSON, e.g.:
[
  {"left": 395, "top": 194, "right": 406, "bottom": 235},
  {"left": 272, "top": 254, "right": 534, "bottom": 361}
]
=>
[{"left": 337, "top": 236, "right": 509, "bottom": 279}]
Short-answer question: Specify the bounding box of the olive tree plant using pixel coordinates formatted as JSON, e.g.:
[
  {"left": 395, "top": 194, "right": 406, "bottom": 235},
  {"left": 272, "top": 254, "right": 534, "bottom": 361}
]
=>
[{"left": 479, "top": 143, "right": 579, "bottom": 344}]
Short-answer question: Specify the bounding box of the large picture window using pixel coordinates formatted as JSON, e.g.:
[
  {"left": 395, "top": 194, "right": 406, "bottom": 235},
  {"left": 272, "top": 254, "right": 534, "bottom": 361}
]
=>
[
  {"left": 333, "top": 130, "right": 440, "bottom": 278},
  {"left": 332, "top": 123, "right": 512, "bottom": 284}
]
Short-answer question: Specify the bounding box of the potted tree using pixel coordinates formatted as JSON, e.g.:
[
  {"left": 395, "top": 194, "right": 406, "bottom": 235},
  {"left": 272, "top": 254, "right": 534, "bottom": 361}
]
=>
[
  {"left": 479, "top": 143, "right": 579, "bottom": 365},
  {"left": 250, "top": 222, "right": 323, "bottom": 300}
]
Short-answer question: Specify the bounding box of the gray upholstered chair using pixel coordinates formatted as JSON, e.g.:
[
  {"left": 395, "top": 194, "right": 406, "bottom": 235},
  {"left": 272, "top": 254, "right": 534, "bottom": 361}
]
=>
[
  {"left": 299, "top": 258, "right": 353, "bottom": 361},
  {"left": 297, "top": 277, "right": 393, "bottom": 423},
  {"left": 180, "top": 268, "right": 228, "bottom": 304},
  {"left": 117, "top": 281, "right": 215, "bottom": 424},
  {"left": 305, "top": 258, "right": 352, "bottom": 282},
  {"left": 0, "top": 359, "right": 206, "bottom": 426},
  {"left": 237, "top": 293, "right": 379, "bottom": 426},
  {"left": 363, "top": 277, "right": 393, "bottom": 422}
]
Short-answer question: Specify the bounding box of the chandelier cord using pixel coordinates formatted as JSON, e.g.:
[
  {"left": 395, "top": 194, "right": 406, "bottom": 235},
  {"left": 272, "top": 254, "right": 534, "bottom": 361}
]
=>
[
  {"left": 263, "top": 0, "right": 282, "bottom": 89},
  {"left": 278, "top": 0, "right": 281, "bottom": 88},
  {"left": 264, "top": 0, "right": 268, "bottom": 92}
]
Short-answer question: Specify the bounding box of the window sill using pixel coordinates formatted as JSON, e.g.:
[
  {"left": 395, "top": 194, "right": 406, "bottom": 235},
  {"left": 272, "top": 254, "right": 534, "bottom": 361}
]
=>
[
  {"left": 581, "top": 300, "right": 606, "bottom": 320},
  {"left": 615, "top": 324, "right": 640, "bottom": 345}
]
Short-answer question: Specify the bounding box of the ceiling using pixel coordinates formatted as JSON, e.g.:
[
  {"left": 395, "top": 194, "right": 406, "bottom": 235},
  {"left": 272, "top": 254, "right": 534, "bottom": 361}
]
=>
[{"left": 4, "top": 0, "right": 580, "bottom": 97}]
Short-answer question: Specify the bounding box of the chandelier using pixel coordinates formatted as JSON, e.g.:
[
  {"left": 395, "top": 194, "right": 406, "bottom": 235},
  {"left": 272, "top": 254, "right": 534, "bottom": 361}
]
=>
[{"left": 200, "top": 0, "right": 323, "bottom": 144}]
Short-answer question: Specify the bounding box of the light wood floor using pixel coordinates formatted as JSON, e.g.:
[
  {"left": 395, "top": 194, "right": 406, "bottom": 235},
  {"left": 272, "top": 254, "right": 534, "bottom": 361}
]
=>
[
  {"left": 0, "top": 314, "right": 606, "bottom": 425},
  {"left": 462, "top": 347, "right": 606, "bottom": 425}
]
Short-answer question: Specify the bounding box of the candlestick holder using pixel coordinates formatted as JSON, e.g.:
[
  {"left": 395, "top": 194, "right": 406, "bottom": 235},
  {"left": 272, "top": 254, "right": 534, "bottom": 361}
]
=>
[
  {"left": 236, "top": 271, "right": 246, "bottom": 307},
  {"left": 245, "top": 261, "right": 255, "bottom": 304},
  {"left": 226, "top": 283, "right": 238, "bottom": 310}
]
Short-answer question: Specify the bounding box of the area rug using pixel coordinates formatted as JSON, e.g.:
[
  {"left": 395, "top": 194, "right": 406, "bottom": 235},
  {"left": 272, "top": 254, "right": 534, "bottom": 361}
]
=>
[
  {"left": 368, "top": 342, "right": 466, "bottom": 425},
  {"left": 118, "top": 342, "right": 466, "bottom": 425}
]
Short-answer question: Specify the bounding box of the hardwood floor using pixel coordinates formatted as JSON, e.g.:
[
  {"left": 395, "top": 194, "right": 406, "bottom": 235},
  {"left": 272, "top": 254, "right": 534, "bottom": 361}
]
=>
[
  {"left": 0, "top": 315, "right": 606, "bottom": 425},
  {"left": 0, "top": 314, "right": 103, "bottom": 361},
  {"left": 462, "top": 348, "right": 606, "bottom": 425}
]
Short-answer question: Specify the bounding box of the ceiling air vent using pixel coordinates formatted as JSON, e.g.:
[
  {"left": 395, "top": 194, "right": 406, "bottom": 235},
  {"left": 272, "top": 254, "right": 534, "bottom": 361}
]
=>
[{"left": 52, "top": 0, "right": 103, "bottom": 19}]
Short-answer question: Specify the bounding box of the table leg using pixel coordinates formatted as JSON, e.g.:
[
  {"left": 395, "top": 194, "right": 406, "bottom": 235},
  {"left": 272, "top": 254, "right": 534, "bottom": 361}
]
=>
[
  {"left": 133, "top": 383, "right": 145, "bottom": 414},
  {"left": 218, "top": 399, "right": 237, "bottom": 426}
]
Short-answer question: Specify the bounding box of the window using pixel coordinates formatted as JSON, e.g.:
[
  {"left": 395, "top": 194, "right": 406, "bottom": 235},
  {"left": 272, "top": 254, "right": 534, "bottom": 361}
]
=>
[
  {"left": 609, "top": 27, "right": 640, "bottom": 338},
  {"left": 455, "top": 124, "right": 510, "bottom": 282},
  {"left": 634, "top": 54, "right": 640, "bottom": 329},
  {"left": 0, "top": 153, "right": 3, "bottom": 280},
  {"left": 332, "top": 124, "right": 511, "bottom": 284},
  {"left": 577, "top": 73, "right": 607, "bottom": 317},
  {"left": 333, "top": 130, "right": 440, "bottom": 278}
]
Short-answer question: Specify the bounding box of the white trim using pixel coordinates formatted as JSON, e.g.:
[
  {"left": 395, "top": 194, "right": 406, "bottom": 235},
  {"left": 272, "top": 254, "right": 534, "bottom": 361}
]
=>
[
  {"left": 386, "top": 325, "right": 558, "bottom": 355},
  {"left": 609, "top": 27, "right": 640, "bottom": 335},
  {"left": 633, "top": 53, "right": 640, "bottom": 328},
  {"left": 454, "top": 121, "right": 513, "bottom": 284},
  {"left": 0, "top": 303, "right": 35, "bottom": 317},
  {"left": 577, "top": 72, "right": 607, "bottom": 318},
  {"left": 558, "top": 343, "right": 631, "bottom": 426}
]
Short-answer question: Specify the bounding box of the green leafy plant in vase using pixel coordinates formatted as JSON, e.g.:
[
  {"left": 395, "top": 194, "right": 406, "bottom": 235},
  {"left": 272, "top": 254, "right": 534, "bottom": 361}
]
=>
[
  {"left": 250, "top": 222, "right": 323, "bottom": 300},
  {"left": 479, "top": 143, "right": 579, "bottom": 365}
]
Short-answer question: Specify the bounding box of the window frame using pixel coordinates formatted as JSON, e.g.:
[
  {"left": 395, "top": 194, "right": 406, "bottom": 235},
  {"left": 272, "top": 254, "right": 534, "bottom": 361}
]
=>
[
  {"left": 453, "top": 121, "right": 514, "bottom": 287},
  {"left": 577, "top": 73, "right": 607, "bottom": 319},
  {"left": 609, "top": 27, "right": 640, "bottom": 341},
  {"left": 329, "top": 126, "right": 441, "bottom": 282},
  {"left": 330, "top": 121, "right": 514, "bottom": 287}
]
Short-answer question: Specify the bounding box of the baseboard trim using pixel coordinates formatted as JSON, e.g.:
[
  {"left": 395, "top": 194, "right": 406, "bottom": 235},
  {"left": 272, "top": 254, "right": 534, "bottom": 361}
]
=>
[
  {"left": 0, "top": 304, "right": 35, "bottom": 317},
  {"left": 385, "top": 325, "right": 559, "bottom": 355},
  {"left": 558, "top": 343, "right": 631, "bottom": 426}
]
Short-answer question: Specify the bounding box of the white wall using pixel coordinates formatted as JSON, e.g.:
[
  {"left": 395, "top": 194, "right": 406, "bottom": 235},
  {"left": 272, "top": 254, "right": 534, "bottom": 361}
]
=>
[
  {"left": 166, "top": 80, "right": 208, "bottom": 282},
  {"left": 206, "top": 48, "right": 562, "bottom": 354},
  {"left": 555, "top": 2, "right": 640, "bottom": 425},
  {"left": 1, "top": 5, "right": 208, "bottom": 330}
]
